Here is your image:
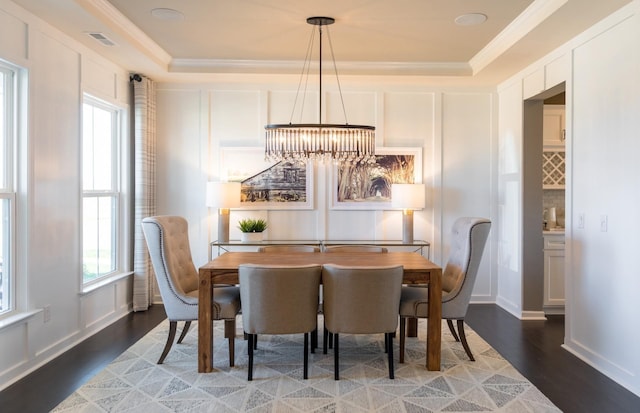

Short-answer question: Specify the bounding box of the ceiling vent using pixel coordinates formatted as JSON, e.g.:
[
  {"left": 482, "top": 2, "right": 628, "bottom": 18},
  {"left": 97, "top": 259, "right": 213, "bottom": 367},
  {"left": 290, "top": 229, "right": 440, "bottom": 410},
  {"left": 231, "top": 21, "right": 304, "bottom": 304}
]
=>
[{"left": 86, "top": 32, "right": 116, "bottom": 46}]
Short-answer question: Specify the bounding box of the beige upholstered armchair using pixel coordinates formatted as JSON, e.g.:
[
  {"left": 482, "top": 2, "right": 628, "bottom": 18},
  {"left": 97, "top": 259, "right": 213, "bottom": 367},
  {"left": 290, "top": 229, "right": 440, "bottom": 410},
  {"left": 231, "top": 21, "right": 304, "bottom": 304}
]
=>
[
  {"left": 141, "top": 216, "right": 241, "bottom": 366},
  {"left": 238, "top": 264, "right": 322, "bottom": 381},
  {"left": 399, "top": 217, "right": 491, "bottom": 362},
  {"left": 322, "top": 264, "right": 404, "bottom": 380}
]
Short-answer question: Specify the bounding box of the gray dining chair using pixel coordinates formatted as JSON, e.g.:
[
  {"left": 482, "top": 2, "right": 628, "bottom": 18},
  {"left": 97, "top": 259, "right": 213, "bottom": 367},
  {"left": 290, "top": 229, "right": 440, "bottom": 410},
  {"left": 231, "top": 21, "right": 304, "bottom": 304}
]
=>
[
  {"left": 322, "top": 264, "right": 404, "bottom": 380},
  {"left": 141, "top": 215, "right": 241, "bottom": 365},
  {"left": 239, "top": 264, "right": 322, "bottom": 380},
  {"left": 399, "top": 217, "right": 491, "bottom": 362},
  {"left": 322, "top": 244, "right": 388, "bottom": 350},
  {"left": 256, "top": 244, "right": 321, "bottom": 349}
]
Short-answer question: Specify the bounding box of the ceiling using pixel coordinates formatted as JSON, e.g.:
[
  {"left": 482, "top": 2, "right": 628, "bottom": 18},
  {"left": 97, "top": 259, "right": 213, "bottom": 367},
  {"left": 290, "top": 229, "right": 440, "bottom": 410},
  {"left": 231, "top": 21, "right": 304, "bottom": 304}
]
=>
[{"left": 11, "top": 0, "right": 632, "bottom": 84}]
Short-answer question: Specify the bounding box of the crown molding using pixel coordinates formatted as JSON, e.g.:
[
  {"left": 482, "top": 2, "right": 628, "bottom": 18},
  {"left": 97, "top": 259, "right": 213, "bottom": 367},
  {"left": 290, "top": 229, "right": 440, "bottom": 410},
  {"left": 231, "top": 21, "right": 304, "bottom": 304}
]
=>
[
  {"left": 170, "top": 59, "right": 472, "bottom": 76},
  {"left": 77, "top": 0, "right": 172, "bottom": 69},
  {"left": 470, "top": 0, "right": 569, "bottom": 74}
]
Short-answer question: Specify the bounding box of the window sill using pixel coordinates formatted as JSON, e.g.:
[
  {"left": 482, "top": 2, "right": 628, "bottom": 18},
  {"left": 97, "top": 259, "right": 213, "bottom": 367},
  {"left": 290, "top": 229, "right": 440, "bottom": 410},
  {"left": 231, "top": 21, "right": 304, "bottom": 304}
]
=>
[
  {"left": 81, "top": 271, "right": 133, "bottom": 295},
  {"left": 0, "top": 309, "right": 42, "bottom": 332}
]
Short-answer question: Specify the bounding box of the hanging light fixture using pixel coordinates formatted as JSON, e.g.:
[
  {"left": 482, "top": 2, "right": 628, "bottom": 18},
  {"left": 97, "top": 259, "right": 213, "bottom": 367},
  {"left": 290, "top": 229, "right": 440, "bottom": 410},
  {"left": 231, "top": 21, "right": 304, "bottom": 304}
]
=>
[{"left": 265, "top": 17, "right": 376, "bottom": 164}]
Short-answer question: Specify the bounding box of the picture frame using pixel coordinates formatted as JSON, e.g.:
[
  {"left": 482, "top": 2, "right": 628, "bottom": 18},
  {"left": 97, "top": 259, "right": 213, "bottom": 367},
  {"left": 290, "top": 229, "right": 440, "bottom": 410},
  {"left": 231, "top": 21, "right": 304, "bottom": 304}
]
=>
[
  {"left": 220, "top": 147, "right": 314, "bottom": 210},
  {"left": 330, "top": 147, "right": 422, "bottom": 210}
]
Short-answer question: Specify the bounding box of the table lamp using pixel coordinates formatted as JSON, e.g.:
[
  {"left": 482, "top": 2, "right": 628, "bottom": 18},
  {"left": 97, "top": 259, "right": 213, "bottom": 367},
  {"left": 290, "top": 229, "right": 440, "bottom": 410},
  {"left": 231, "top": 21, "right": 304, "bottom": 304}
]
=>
[
  {"left": 391, "top": 183, "right": 425, "bottom": 244},
  {"left": 206, "top": 182, "right": 241, "bottom": 242}
]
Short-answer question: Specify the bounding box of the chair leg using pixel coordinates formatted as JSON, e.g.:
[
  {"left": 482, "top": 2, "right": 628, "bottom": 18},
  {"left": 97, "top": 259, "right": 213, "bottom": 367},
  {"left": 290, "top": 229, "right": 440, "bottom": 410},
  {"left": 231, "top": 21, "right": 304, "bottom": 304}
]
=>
[
  {"left": 254, "top": 334, "right": 258, "bottom": 350},
  {"left": 177, "top": 321, "right": 191, "bottom": 344},
  {"left": 457, "top": 320, "right": 475, "bottom": 361},
  {"left": 387, "top": 332, "right": 394, "bottom": 379},
  {"left": 224, "top": 319, "right": 236, "bottom": 367},
  {"left": 447, "top": 319, "right": 460, "bottom": 342},
  {"left": 158, "top": 321, "right": 178, "bottom": 364},
  {"left": 248, "top": 334, "right": 254, "bottom": 381},
  {"left": 303, "top": 332, "right": 309, "bottom": 379},
  {"left": 334, "top": 333, "right": 340, "bottom": 380},
  {"left": 323, "top": 325, "right": 329, "bottom": 354},
  {"left": 399, "top": 317, "right": 406, "bottom": 363},
  {"left": 312, "top": 314, "right": 319, "bottom": 350},
  {"left": 311, "top": 328, "right": 317, "bottom": 354}
]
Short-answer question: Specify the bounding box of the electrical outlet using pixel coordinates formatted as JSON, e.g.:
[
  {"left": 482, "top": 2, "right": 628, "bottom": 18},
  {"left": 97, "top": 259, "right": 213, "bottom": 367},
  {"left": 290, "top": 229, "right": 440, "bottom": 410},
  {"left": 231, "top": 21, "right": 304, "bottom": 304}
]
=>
[
  {"left": 43, "top": 305, "right": 51, "bottom": 323},
  {"left": 600, "top": 215, "right": 608, "bottom": 232},
  {"left": 578, "top": 213, "right": 585, "bottom": 229}
]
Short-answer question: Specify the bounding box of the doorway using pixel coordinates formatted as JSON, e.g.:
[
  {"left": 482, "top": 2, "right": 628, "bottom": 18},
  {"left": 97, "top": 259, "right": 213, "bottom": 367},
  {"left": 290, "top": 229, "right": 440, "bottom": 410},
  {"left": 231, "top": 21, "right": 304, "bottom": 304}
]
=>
[{"left": 522, "top": 82, "right": 566, "bottom": 317}]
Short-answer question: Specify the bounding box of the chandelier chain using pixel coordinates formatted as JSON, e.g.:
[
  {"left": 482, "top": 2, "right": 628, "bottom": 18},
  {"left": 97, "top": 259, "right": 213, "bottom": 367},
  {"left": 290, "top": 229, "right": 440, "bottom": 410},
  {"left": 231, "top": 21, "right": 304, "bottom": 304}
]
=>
[
  {"left": 325, "top": 26, "right": 350, "bottom": 126},
  {"left": 290, "top": 26, "right": 316, "bottom": 125}
]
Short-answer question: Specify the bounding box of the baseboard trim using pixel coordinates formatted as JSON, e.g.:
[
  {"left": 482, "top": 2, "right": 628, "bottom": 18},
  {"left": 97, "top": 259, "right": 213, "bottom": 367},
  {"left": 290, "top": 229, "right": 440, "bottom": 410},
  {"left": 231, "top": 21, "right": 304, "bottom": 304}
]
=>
[
  {"left": 0, "top": 309, "right": 132, "bottom": 392},
  {"left": 521, "top": 310, "right": 547, "bottom": 320}
]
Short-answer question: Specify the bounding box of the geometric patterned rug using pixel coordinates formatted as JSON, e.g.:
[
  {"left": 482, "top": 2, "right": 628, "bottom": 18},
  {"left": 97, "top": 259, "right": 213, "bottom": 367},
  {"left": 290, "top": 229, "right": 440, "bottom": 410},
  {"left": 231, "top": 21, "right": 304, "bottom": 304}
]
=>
[{"left": 52, "top": 316, "right": 562, "bottom": 412}]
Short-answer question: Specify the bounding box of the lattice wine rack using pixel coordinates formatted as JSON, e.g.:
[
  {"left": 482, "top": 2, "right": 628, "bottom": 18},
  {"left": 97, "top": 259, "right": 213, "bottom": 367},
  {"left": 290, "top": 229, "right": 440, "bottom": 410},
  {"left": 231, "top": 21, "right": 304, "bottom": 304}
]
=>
[{"left": 543, "top": 151, "right": 565, "bottom": 188}]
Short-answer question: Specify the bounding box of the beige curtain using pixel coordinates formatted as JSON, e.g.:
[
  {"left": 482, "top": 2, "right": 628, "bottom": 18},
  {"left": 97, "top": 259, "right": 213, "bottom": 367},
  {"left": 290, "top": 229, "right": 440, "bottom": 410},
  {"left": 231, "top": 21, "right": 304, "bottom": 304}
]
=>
[{"left": 132, "top": 74, "right": 156, "bottom": 311}]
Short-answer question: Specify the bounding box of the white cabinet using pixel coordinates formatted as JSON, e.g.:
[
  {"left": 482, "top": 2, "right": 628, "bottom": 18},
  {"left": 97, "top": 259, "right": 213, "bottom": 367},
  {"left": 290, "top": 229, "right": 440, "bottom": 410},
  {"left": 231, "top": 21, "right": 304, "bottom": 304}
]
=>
[
  {"left": 543, "top": 105, "right": 565, "bottom": 148},
  {"left": 543, "top": 233, "right": 565, "bottom": 313}
]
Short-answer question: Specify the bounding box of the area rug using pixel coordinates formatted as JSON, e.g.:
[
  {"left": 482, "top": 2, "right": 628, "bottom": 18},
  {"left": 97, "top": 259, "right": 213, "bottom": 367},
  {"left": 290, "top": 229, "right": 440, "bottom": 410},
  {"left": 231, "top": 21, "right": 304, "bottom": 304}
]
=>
[{"left": 52, "top": 317, "right": 561, "bottom": 412}]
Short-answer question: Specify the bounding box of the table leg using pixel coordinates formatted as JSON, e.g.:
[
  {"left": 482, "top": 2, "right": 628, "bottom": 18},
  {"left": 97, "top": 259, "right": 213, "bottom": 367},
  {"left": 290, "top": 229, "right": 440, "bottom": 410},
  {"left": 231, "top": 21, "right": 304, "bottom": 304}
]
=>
[
  {"left": 426, "top": 269, "right": 442, "bottom": 371},
  {"left": 198, "top": 269, "right": 214, "bottom": 372}
]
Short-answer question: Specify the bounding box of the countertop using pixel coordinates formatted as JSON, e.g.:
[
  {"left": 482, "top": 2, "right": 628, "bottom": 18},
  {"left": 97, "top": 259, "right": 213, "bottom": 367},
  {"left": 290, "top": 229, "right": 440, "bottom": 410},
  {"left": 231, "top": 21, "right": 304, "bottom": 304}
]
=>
[{"left": 543, "top": 228, "right": 565, "bottom": 235}]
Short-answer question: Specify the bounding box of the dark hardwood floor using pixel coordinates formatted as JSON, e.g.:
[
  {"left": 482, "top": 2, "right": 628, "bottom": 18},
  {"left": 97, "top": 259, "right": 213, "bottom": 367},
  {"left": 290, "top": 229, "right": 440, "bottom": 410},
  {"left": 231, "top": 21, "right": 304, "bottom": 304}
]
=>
[
  {"left": 465, "top": 304, "right": 640, "bottom": 413},
  {"left": 0, "top": 305, "right": 167, "bottom": 413},
  {"left": 1, "top": 304, "right": 639, "bottom": 412}
]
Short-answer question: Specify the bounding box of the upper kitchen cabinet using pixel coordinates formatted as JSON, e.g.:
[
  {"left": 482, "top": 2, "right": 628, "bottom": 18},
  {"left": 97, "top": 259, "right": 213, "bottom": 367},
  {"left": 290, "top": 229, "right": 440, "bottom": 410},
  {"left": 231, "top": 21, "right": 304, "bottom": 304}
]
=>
[{"left": 543, "top": 105, "right": 566, "bottom": 148}]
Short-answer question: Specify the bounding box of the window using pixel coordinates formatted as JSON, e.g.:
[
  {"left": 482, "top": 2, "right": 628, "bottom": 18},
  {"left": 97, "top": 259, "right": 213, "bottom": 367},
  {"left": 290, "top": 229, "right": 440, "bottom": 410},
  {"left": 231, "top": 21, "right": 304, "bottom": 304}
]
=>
[
  {"left": 82, "top": 96, "right": 122, "bottom": 285},
  {"left": 0, "top": 63, "right": 16, "bottom": 315}
]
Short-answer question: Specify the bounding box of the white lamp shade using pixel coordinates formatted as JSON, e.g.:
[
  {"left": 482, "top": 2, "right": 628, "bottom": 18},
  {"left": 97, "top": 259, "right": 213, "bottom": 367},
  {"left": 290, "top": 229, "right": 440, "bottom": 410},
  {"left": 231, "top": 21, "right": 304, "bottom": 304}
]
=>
[
  {"left": 206, "top": 182, "right": 241, "bottom": 208},
  {"left": 391, "top": 183, "right": 425, "bottom": 210}
]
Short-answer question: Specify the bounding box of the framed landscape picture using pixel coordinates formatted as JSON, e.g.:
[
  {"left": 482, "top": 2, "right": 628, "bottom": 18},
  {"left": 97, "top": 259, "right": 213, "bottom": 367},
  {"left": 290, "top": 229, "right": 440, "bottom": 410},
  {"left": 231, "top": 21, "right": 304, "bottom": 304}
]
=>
[
  {"left": 330, "top": 147, "right": 422, "bottom": 210},
  {"left": 220, "top": 147, "right": 314, "bottom": 210}
]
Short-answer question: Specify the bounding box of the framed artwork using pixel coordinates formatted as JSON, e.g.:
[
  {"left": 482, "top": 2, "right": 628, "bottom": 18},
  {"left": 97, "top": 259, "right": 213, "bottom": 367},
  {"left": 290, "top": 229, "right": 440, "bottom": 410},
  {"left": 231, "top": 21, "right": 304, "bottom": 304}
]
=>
[
  {"left": 331, "top": 147, "right": 422, "bottom": 210},
  {"left": 220, "top": 147, "right": 314, "bottom": 210}
]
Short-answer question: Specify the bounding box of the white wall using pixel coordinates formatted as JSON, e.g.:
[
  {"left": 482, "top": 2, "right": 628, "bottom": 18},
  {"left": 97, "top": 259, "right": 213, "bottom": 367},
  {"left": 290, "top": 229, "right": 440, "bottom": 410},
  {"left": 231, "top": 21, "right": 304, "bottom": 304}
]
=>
[
  {"left": 497, "top": 0, "right": 640, "bottom": 397},
  {"left": 569, "top": 4, "right": 640, "bottom": 396},
  {"left": 0, "top": 0, "right": 131, "bottom": 390},
  {"left": 496, "top": 80, "right": 525, "bottom": 316},
  {"left": 155, "top": 81, "right": 497, "bottom": 301}
]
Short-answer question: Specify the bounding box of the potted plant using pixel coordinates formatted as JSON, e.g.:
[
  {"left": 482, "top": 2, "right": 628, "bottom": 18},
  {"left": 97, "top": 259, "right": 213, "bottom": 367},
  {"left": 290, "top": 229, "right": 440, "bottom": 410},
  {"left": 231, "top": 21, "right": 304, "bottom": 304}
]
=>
[{"left": 238, "top": 218, "right": 268, "bottom": 242}]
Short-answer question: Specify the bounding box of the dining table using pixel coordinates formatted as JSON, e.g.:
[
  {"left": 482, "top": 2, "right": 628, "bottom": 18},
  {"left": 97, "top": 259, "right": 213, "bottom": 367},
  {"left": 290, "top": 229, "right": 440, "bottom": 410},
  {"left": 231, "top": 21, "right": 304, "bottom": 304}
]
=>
[{"left": 198, "top": 251, "right": 443, "bottom": 372}]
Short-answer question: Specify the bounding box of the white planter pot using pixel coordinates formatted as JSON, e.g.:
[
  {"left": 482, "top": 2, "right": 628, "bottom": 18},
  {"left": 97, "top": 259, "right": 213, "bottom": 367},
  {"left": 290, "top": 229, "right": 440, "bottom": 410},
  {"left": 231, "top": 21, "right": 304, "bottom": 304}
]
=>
[{"left": 241, "top": 232, "right": 264, "bottom": 243}]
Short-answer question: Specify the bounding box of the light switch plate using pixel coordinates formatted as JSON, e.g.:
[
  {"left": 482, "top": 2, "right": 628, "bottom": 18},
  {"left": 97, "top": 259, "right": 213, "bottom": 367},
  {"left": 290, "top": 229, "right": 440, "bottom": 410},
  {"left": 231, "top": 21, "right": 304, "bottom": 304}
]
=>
[{"left": 578, "top": 213, "right": 585, "bottom": 229}]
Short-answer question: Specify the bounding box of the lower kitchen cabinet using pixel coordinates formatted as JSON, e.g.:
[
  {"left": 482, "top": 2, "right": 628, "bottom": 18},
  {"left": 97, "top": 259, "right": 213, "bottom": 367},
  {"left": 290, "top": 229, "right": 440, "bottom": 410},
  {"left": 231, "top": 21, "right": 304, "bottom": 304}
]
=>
[{"left": 543, "top": 233, "right": 565, "bottom": 314}]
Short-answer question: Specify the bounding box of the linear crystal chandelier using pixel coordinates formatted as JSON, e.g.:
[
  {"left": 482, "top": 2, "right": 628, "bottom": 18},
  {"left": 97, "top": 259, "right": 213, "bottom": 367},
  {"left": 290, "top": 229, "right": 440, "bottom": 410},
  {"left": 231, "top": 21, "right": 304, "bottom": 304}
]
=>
[{"left": 265, "top": 17, "right": 376, "bottom": 165}]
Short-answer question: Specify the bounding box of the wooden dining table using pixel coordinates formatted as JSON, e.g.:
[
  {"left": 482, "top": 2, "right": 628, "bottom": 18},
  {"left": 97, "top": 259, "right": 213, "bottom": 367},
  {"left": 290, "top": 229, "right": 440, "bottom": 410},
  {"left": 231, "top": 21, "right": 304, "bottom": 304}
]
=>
[{"left": 198, "top": 251, "right": 442, "bottom": 372}]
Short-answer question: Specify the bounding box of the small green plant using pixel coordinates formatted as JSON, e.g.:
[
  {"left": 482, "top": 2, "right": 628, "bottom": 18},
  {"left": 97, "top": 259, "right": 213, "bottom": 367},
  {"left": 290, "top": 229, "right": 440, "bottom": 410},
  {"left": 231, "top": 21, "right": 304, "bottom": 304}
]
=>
[{"left": 237, "top": 218, "right": 268, "bottom": 233}]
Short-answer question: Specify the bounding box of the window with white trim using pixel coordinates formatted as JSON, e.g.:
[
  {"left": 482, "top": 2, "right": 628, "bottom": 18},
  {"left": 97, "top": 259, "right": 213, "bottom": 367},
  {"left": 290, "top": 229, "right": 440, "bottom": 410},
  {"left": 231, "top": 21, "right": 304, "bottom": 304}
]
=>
[
  {"left": 82, "top": 96, "right": 123, "bottom": 285},
  {"left": 0, "top": 62, "right": 16, "bottom": 315}
]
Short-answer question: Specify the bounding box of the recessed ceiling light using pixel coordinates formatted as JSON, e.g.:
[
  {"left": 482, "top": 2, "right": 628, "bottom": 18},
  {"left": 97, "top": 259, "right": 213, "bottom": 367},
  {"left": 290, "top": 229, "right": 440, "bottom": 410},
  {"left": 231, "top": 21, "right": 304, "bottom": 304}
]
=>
[
  {"left": 151, "top": 8, "right": 184, "bottom": 21},
  {"left": 455, "top": 13, "right": 488, "bottom": 26}
]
